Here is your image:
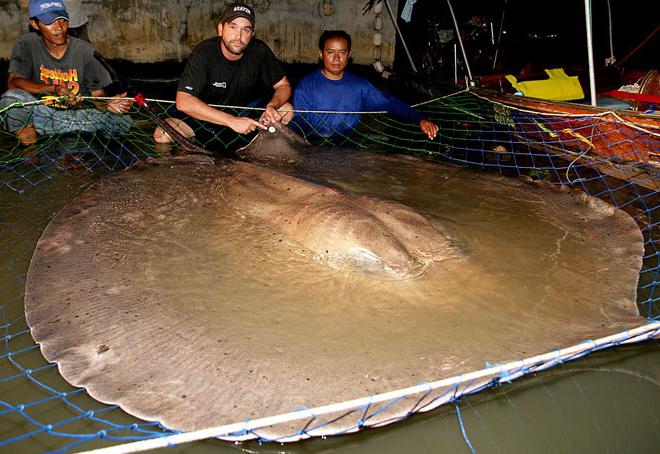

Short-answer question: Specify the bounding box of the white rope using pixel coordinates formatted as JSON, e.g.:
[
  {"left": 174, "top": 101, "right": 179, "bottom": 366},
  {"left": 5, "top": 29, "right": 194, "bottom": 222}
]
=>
[
  {"left": 411, "top": 89, "right": 487, "bottom": 121},
  {"left": 411, "top": 87, "right": 472, "bottom": 107},
  {"left": 10, "top": 94, "right": 658, "bottom": 138},
  {"left": 80, "top": 321, "right": 660, "bottom": 454},
  {"left": 468, "top": 91, "right": 660, "bottom": 137},
  {"left": 0, "top": 97, "right": 55, "bottom": 114},
  {"left": 5, "top": 92, "right": 658, "bottom": 139}
]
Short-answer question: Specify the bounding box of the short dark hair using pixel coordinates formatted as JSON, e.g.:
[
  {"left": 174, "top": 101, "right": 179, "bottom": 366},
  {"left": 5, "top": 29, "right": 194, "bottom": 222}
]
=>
[{"left": 318, "top": 30, "right": 352, "bottom": 51}]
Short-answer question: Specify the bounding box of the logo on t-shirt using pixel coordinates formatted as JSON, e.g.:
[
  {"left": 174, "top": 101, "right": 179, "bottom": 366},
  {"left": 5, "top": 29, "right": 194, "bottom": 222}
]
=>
[
  {"left": 39, "top": 64, "right": 80, "bottom": 95},
  {"left": 212, "top": 81, "right": 227, "bottom": 88}
]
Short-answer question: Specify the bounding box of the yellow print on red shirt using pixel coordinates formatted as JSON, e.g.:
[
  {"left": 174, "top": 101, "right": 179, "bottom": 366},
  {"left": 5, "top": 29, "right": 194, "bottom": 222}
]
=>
[{"left": 39, "top": 65, "right": 80, "bottom": 95}]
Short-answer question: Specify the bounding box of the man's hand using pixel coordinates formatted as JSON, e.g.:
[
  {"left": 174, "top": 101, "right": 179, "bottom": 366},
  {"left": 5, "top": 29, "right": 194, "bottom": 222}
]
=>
[
  {"left": 259, "top": 105, "right": 283, "bottom": 125},
  {"left": 228, "top": 116, "right": 268, "bottom": 134},
  {"left": 106, "top": 92, "right": 133, "bottom": 114},
  {"left": 419, "top": 119, "right": 439, "bottom": 140},
  {"left": 175, "top": 91, "right": 273, "bottom": 134},
  {"left": 52, "top": 84, "right": 82, "bottom": 107}
]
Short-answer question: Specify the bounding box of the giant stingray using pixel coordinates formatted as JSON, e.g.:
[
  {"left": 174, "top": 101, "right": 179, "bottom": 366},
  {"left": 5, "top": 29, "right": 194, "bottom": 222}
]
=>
[{"left": 24, "top": 126, "right": 646, "bottom": 440}]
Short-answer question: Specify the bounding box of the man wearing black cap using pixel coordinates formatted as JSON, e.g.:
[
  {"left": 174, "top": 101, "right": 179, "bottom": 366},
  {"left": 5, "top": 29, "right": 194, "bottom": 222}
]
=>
[
  {"left": 1, "top": 0, "right": 131, "bottom": 145},
  {"left": 175, "top": 2, "right": 292, "bottom": 136}
]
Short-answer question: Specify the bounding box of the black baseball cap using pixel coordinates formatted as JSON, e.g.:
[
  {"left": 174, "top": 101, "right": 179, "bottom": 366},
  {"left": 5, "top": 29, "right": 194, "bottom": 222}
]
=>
[{"left": 220, "top": 3, "right": 255, "bottom": 27}]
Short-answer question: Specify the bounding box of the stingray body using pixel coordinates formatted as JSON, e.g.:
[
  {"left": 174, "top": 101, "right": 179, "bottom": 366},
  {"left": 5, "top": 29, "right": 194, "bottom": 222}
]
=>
[
  {"left": 223, "top": 160, "right": 458, "bottom": 278},
  {"left": 230, "top": 125, "right": 459, "bottom": 277},
  {"left": 24, "top": 128, "right": 646, "bottom": 439}
]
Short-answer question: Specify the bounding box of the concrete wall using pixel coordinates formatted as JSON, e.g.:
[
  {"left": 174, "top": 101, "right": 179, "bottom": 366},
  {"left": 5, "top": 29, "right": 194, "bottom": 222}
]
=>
[
  {"left": 0, "top": 0, "right": 398, "bottom": 66},
  {"left": 0, "top": 2, "right": 26, "bottom": 60}
]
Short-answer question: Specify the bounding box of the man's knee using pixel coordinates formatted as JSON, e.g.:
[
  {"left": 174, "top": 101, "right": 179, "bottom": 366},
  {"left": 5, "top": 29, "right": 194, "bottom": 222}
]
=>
[
  {"left": 0, "top": 88, "right": 38, "bottom": 106},
  {"left": 15, "top": 125, "right": 37, "bottom": 146},
  {"left": 153, "top": 118, "right": 195, "bottom": 144},
  {"left": 1, "top": 89, "right": 37, "bottom": 135}
]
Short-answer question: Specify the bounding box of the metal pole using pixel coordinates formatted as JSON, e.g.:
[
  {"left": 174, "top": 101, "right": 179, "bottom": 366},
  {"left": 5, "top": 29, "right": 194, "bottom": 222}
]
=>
[
  {"left": 446, "top": 0, "right": 473, "bottom": 83},
  {"left": 492, "top": 0, "right": 508, "bottom": 70},
  {"left": 584, "top": 0, "right": 597, "bottom": 106},
  {"left": 605, "top": 0, "right": 616, "bottom": 65},
  {"left": 454, "top": 43, "right": 458, "bottom": 84},
  {"left": 383, "top": 0, "right": 418, "bottom": 73}
]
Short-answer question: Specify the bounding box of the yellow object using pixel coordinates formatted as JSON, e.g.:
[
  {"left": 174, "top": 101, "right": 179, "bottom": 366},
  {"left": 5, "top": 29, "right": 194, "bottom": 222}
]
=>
[
  {"left": 562, "top": 128, "right": 595, "bottom": 150},
  {"left": 505, "top": 68, "right": 585, "bottom": 101},
  {"left": 42, "top": 95, "right": 69, "bottom": 109}
]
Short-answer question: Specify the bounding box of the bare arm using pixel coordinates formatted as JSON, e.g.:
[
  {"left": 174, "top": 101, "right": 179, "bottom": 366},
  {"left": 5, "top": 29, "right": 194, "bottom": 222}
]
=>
[
  {"left": 92, "top": 88, "right": 133, "bottom": 114},
  {"left": 8, "top": 75, "right": 130, "bottom": 113},
  {"left": 176, "top": 91, "right": 266, "bottom": 134},
  {"left": 8, "top": 72, "right": 67, "bottom": 96},
  {"left": 260, "top": 76, "right": 292, "bottom": 124}
]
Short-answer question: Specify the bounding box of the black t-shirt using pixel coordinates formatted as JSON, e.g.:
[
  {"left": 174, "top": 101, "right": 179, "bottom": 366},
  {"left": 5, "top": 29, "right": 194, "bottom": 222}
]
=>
[{"left": 177, "top": 37, "right": 286, "bottom": 107}]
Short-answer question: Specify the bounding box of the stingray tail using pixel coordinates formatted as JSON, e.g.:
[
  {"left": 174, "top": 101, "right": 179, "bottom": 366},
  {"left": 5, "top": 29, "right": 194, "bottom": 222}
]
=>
[{"left": 133, "top": 94, "right": 212, "bottom": 156}]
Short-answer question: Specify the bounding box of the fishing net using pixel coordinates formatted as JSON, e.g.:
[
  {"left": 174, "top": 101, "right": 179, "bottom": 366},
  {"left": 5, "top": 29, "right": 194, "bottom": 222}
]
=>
[{"left": 0, "top": 89, "right": 658, "bottom": 452}]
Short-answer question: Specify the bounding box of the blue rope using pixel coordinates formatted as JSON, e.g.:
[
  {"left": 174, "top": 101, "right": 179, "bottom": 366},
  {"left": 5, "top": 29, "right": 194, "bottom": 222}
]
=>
[
  {"left": 453, "top": 400, "right": 476, "bottom": 454},
  {"left": 0, "top": 94, "right": 657, "bottom": 451}
]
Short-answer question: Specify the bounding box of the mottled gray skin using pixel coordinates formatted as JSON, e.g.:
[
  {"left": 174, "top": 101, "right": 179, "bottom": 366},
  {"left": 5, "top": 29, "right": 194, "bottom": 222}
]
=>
[
  {"left": 229, "top": 125, "right": 460, "bottom": 278},
  {"left": 23, "top": 145, "right": 646, "bottom": 439},
  {"left": 223, "top": 159, "right": 459, "bottom": 279}
]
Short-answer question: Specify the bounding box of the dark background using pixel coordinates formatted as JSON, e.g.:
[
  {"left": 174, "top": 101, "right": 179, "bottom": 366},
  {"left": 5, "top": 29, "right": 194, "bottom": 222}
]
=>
[
  {"left": 392, "top": 0, "right": 658, "bottom": 81},
  {"left": 1, "top": 0, "right": 657, "bottom": 95}
]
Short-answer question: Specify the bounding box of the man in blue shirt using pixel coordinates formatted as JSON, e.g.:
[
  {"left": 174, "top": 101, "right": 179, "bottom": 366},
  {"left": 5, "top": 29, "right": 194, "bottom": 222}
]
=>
[{"left": 292, "top": 30, "right": 438, "bottom": 141}]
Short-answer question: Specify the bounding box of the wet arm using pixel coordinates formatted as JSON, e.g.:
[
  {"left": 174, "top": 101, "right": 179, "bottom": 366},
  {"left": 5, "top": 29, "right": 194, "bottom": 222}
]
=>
[
  {"left": 176, "top": 91, "right": 265, "bottom": 134},
  {"left": 389, "top": 97, "right": 438, "bottom": 140},
  {"left": 266, "top": 77, "right": 292, "bottom": 110},
  {"left": 91, "top": 88, "right": 132, "bottom": 114},
  {"left": 363, "top": 83, "right": 438, "bottom": 139},
  {"left": 260, "top": 76, "right": 292, "bottom": 124}
]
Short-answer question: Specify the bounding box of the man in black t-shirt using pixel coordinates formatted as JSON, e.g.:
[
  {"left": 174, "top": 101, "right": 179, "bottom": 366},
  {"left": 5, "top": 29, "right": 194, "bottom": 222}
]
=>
[{"left": 171, "top": 2, "right": 292, "bottom": 139}]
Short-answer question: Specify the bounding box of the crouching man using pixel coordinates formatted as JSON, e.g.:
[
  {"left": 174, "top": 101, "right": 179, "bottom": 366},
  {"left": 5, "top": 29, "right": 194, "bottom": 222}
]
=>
[{"left": 0, "top": 0, "right": 132, "bottom": 145}]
